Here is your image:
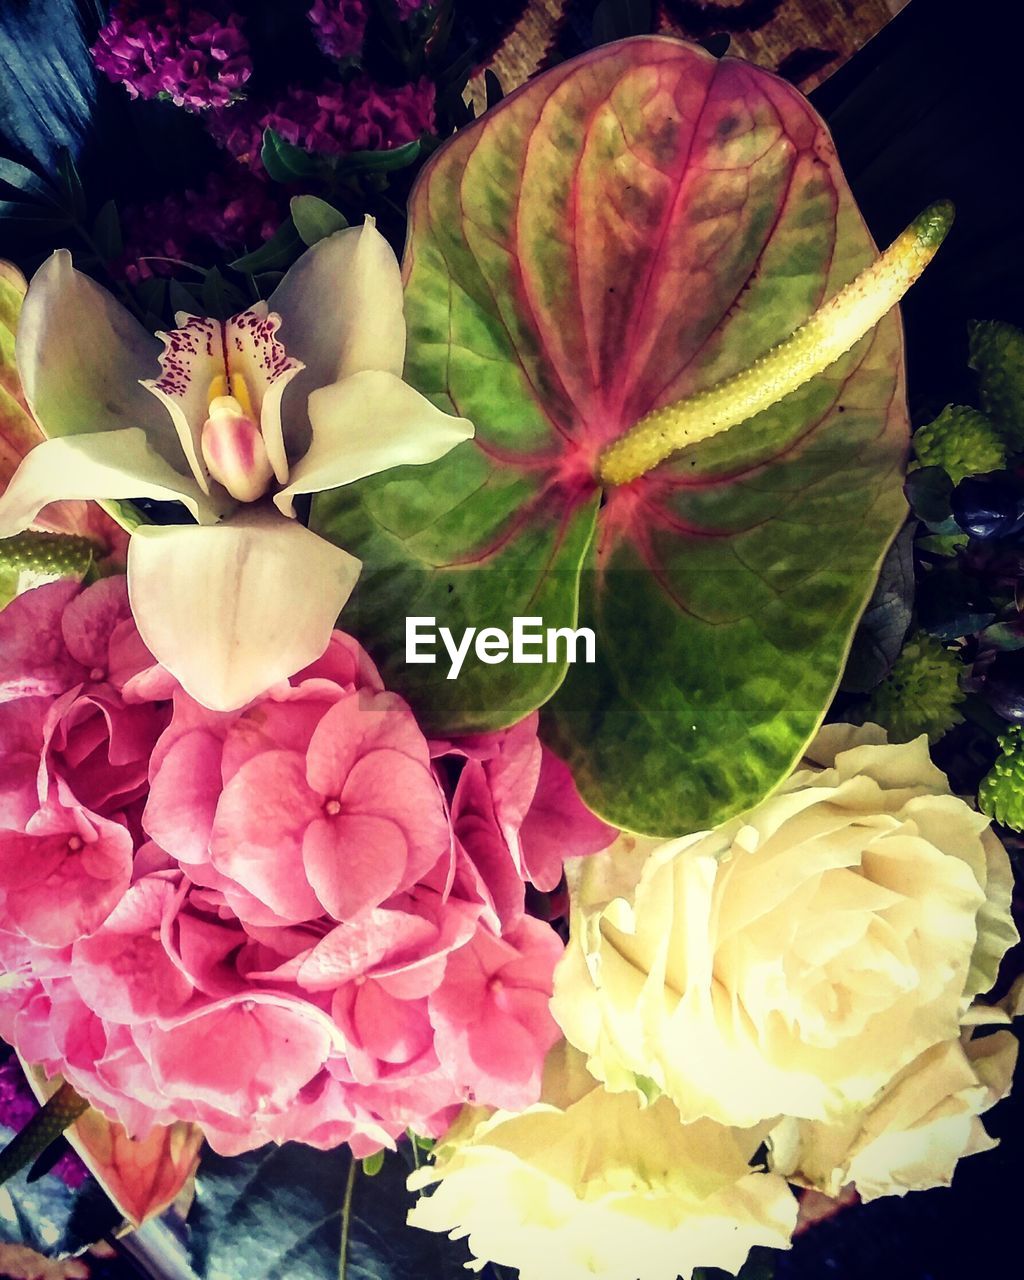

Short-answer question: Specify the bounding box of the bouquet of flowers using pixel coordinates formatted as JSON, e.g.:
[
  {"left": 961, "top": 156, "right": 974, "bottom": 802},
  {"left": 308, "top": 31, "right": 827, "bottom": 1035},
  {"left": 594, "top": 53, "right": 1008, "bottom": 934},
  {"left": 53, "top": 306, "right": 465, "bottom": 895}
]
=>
[{"left": 0, "top": 2, "right": 1020, "bottom": 1278}]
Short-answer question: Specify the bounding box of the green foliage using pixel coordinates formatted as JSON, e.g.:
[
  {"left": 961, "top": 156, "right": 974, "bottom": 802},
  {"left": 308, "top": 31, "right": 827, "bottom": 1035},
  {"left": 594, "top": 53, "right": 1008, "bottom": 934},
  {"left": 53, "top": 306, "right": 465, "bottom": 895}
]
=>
[
  {"left": 969, "top": 319, "right": 1024, "bottom": 448},
  {"left": 290, "top": 195, "right": 348, "bottom": 246},
  {"left": 186, "top": 1142, "right": 477, "bottom": 1280},
  {"left": 979, "top": 724, "right": 1024, "bottom": 831},
  {"left": 913, "top": 404, "right": 1006, "bottom": 483},
  {"left": 865, "top": 631, "right": 965, "bottom": 743}
]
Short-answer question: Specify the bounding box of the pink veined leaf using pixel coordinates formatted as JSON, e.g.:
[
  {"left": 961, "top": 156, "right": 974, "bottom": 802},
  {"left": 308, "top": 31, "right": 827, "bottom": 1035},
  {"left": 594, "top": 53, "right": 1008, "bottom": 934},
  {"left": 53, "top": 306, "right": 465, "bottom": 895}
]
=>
[{"left": 313, "top": 37, "right": 911, "bottom": 835}]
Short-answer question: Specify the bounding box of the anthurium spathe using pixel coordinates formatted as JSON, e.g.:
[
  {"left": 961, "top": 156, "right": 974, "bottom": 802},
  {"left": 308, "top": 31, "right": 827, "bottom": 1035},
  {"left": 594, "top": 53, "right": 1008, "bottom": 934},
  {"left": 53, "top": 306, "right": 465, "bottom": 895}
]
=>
[
  {"left": 0, "top": 219, "right": 473, "bottom": 710},
  {"left": 314, "top": 37, "right": 948, "bottom": 835}
]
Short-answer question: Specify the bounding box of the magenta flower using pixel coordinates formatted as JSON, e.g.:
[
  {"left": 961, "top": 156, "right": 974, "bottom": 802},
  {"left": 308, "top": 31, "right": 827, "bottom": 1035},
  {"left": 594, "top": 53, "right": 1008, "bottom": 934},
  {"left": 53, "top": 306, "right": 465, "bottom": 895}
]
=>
[
  {"left": 308, "top": 0, "right": 368, "bottom": 61},
  {"left": 92, "top": 1, "right": 252, "bottom": 110},
  {"left": 0, "top": 579, "right": 615, "bottom": 1156},
  {"left": 208, "top": 75, "right": 436, "bottom": 168},
  {"left": 120, "top": 170, "right": 282, "bottom": 282}
]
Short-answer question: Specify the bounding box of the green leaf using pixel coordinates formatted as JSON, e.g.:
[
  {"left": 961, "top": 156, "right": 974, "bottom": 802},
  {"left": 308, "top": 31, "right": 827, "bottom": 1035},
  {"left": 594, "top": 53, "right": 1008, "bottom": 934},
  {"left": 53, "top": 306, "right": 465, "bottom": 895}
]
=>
[
  {"left": 841, "top": 523, "right": 915, "bottom": 693},
  {"left": 261, "top": 128, "right": 328, "bottom": 183},
  {"left": 360, "top": 1150, "right": 385, "bottom": 1177},
  {"left": 290, "top": 194, "right": 348, "bottom": 246},
  {"left": 186, "top": 1143, "right": 476, "bottom": 1280},
  {"left": 334, "top": 139, "right": 423, "bottom": 175},
  {"left": 0, "top": 1059, "right": 119, "bottom": 1257},
  {"left": 56, "top": 146, "right": 86, "bottom": 221},
  {"left": 593, "top": 0, "right": 654, "bottom": 45},
  {"left": 0, "top": 197, "right": 71, "bottom": 229},
  {"left": 229, "top": 217, "right": 304, "bottom": 274},
  {"left": 168, "top": 278, "right": 203, "bottom": 316},
  {"left": 92, "top": 198, "right": 123, "bottom": 261},
  {"left": 0, "top": 155, "right": 59, "bottom": 203},
  {"left": 314, "top": 38, "right": 910, "bottom": 834},
  {"left": 201, "top": 267, "right": 247, "bottom": 319}
]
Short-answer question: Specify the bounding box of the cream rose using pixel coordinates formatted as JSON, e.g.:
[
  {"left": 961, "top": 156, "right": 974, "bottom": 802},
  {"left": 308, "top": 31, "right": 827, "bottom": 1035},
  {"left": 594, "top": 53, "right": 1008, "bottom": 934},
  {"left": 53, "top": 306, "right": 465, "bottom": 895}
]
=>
[
  {"left": 768, "top": 1018, "right": 1017, "bottom": 1201},
  {"left": 407, "top": 1043, "right": 798, "bottom": 1280},
  {"left": 551, "top": 724, "right": 1018, "bottom": 1130}
]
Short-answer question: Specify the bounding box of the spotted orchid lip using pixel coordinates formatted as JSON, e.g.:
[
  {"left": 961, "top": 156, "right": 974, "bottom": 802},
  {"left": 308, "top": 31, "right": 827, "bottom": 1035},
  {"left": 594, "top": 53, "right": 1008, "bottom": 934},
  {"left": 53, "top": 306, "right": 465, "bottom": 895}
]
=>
[{"left": 141, "top": 304, "right": 304, "bottom": 497}]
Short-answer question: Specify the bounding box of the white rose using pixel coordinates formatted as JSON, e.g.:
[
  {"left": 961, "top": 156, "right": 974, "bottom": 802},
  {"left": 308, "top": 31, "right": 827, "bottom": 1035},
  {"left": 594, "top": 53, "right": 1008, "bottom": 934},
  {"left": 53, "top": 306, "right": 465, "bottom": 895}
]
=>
[
  {"left": 552, "top": 725, "right": 1018, "bottom": 1129},
  {"left": 769, "top": 1021, "right": 1017, "bottom": 1200},
  {"left": 408, "top": 1043, "right": 797, "bottom": 1280}
]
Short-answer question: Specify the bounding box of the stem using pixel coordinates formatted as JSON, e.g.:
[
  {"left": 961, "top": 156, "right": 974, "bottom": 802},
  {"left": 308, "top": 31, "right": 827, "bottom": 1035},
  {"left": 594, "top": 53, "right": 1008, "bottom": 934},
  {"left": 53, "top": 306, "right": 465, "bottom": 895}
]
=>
[
  {"left": 0, "top": 1081, "right": 89, "bottom": 1187},
  {"left": 338, "top": 1152, "right": 358, "bottom": 1280},
  {"left": 598, "top": 200, "right": 954, "bottom": 486}
]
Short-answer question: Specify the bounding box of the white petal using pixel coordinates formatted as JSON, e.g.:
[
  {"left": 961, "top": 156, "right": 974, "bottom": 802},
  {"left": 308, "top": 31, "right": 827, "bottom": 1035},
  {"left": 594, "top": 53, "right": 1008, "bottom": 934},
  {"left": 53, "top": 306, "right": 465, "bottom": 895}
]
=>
[
  {"left": 127, "top": 507, "right": 362, "bottom": 712},
  {"left": 269, "top": 218, "right": 406, "bottom": 459},
  {"left": 0, "top": 430, "right": 222, "bottom": 537},
  {"left": 274, "top": 370, "right": 475, "bottom": 517},
  {"left": 16, "top": 251, "right": 181, "bottom": 465}
]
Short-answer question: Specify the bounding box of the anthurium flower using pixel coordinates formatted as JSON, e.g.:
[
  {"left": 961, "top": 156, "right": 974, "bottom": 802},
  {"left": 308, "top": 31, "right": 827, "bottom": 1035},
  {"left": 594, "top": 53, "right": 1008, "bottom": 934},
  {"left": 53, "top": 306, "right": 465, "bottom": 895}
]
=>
[{"left": 0, "top": 219, "right": 473, "bottom": 710}]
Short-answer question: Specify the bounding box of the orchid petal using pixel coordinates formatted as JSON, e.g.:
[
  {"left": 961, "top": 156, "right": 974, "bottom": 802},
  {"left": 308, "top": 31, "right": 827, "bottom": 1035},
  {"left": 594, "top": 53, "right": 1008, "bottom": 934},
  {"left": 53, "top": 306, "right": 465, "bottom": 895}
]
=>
[
  {"left": 269, "top": 219, "right": 406, "bottom": 458},
  {"left": 127, "top": 507, "right": 362, "bottom": 712},
  {"left": 222, "top": 306, "right": 304, "bottom": 485},
  {"left": 0, "top": 430, "right": 222, "bottom": 537},
  {"left": 141, "top": 314, "right": 221, "bottom": 493},
  {"left": 274, "top": 370, "right": 474, "bottom": 517},
  {"left": 16, "top": 251, "right": 181, "bottom": 465}
]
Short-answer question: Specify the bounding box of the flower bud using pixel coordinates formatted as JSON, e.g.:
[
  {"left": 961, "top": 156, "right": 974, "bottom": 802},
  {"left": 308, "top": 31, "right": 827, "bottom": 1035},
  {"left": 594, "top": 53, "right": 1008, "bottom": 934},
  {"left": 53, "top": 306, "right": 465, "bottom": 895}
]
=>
[{"left": 201, "top": 395, "right": 274, "bottom": 503}]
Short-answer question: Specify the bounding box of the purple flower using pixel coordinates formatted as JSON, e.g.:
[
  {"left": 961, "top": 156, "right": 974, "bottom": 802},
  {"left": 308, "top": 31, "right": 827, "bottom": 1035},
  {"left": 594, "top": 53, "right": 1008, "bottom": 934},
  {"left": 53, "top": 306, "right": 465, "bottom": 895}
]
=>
[
  {"left": 92, "top": 2, "right": 252, "bottom": 110},
  {"left": 119, "top": 169, "right": 283, "bottom": 281},
  {"left": 308, "top": 0, "right": 368, "bottom": 61},
  {"left": 209, "top": 75, "right": 436, "bottom": 168}
]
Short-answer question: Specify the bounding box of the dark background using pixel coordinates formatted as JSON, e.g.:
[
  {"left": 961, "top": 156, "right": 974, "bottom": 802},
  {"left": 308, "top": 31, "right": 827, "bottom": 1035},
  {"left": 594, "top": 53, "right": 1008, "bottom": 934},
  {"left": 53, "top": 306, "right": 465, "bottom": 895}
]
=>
[{"left": 787, "top": 1, "right": 1024, "bottom": 1273}]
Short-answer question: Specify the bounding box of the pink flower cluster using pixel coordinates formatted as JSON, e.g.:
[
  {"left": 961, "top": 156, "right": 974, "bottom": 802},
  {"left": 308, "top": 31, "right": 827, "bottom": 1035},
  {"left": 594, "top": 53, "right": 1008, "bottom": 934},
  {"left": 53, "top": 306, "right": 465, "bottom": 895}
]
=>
[
  {"left": 92, "top": 1, "right": 252, "bottom": 110},
  {"left": 0, "top": 580, "right": 612, "bottom": 1155},
  {"left": 208, "top": 75, "right": 436, "bottom": 168},
  {"left": 119, "top": 170, "right": 283, "bottom": 282}
]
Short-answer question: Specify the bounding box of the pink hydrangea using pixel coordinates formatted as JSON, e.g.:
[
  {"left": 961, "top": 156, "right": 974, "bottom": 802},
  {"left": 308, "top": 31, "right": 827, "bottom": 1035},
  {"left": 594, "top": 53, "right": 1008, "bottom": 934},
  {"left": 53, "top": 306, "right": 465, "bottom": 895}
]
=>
[
  {"left": 0, "top": 579, "right": 614, "bottom": 1155},
  {"left": 208, "top": 75, "right": 436, "bottom": 168},
  {"left": 92, "top": 1, "right": 252, "bottom": 110}
]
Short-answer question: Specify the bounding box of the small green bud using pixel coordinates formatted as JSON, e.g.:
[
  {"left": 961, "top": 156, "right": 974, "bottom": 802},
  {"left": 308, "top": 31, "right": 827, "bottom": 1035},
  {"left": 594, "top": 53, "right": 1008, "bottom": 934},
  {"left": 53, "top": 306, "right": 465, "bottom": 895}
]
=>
[
  {"left": 913, "top": 405, "right": 1006, "bottom": 483},
  {"left": 979, "top": 724, "right": 1024, "bottom": 831},
  {"left": 968, "top": 320, "right": 1024, "bottom": 449},
  {"left": 865, "top": 632, "right": 964, "bottom": 744}
]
